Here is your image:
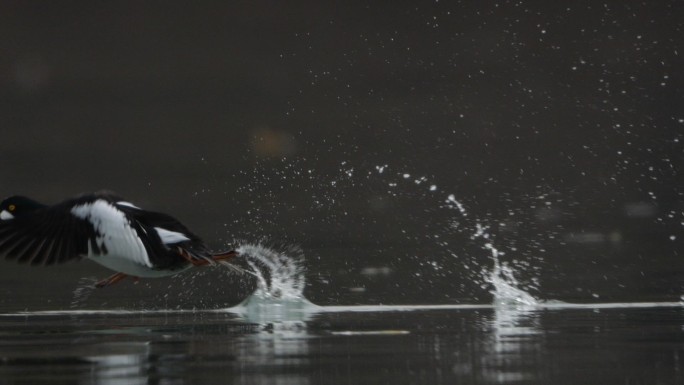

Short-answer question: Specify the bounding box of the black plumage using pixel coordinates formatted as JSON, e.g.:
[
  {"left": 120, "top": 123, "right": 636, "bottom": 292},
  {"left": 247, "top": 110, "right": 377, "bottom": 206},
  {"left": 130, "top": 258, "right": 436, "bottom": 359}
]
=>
[{"left": 0, "top": 191, "right": 238, "bottom": 287}]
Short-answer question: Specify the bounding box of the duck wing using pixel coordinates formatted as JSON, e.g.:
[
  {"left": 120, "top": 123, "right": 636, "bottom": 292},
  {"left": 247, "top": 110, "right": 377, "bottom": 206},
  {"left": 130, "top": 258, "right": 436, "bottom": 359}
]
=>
[
  {"left": 0, "top": 201, "right": 100, "bottom": 265},
  {"left": 113, "top": 204, "right": 212, "bottom": 265}
]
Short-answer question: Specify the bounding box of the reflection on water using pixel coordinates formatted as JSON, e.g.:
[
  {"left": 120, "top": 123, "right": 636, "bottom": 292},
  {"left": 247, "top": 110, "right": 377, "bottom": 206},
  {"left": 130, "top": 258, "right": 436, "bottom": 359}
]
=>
[
  {"left": 0, "top": 305, "right": 683, "bottom": 384},
  {"left": 236, "top": 323, "right": 312, "bottom": 385},
  {"left": 85, "top": 343, "right": 150, "bottom": 385},
  {"left": 0, "top": 241, "right": 681, "bottom": 384},
  {"left": 0, "top": 240, "right": 679, "bottom": 385},
  {"left": 481, "top": 305, "right": 542, "bottom": 383}
]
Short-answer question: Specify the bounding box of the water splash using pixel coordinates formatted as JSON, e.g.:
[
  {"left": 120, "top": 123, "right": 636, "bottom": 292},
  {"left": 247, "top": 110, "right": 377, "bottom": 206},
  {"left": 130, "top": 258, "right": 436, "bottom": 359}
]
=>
[
  {"left": 486, "top": 256, "right": 538, "bottom": 307},
  {"left": 70, "top": 277, "right": 99, "bottom": 309},
  {"left": 237, "top": 243, "right": 306, "bottom": 299},
  {"left": 448, "top": 189, "right": 538, "bottom": 307},
  {"left": 368, "top": 163, "right": 542, "bottom": 304},
  {"left": 66, "top": 162, "right": 540, "bottom": 312},
  {"left": 232, "top": 243, "right": 316, "bottom": 323},
  {"left": 389, "top": 165, "right": 540, "bottom": 305}
]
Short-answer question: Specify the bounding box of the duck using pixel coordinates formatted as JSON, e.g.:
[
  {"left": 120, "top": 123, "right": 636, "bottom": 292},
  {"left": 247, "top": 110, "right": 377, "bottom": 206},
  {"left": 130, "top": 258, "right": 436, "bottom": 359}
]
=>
[{"left": 0, "top": 191, "right": 239, "bottom": 288}]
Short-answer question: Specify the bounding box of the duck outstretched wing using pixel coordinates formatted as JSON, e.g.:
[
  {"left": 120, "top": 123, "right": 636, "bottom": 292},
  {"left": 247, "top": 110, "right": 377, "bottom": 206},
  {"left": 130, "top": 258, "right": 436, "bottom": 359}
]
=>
[{"left": 0, "top": 203, "right": 99, "bottom": 265}]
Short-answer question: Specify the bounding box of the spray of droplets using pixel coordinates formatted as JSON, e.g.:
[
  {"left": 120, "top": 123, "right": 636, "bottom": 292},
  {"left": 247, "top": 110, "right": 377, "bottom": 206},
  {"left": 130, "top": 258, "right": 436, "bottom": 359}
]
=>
[
  {"left": 67, "top": 161, "right": 538, "bottom": 309},
  {"left": 237, "top": 242, "right": 306, "bottom": 300},
  {"left": 374, "top": 164, "right": 539, "bottom": 304},
  {"left": 70, "top": 277, "right": 99, "bottom": 308}
]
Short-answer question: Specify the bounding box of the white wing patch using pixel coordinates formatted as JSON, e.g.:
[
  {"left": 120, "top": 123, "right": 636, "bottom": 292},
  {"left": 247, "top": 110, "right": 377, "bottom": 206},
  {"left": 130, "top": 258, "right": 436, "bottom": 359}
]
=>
[
  {"left": 71, "top": 200, "right": 152, "bottom": 268},
  {"left": 116, "top": 201, "right": 140, "bottom": 209},
  {"left": 154, "top": 227, "right": 190, "bottom": 245}
]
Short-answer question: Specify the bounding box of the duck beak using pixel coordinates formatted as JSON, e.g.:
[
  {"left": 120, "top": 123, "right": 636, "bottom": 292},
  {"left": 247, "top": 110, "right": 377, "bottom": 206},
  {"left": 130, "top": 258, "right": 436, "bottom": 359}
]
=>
[{"left": 0, "top": 210, "right": 14, "bottom": 220}]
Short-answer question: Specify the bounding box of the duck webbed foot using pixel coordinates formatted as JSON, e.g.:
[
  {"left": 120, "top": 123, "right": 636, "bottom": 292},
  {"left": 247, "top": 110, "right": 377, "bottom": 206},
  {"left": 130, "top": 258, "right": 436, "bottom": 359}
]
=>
[{"left": 95, "top": 272, "right": 133, "bottom": 288}]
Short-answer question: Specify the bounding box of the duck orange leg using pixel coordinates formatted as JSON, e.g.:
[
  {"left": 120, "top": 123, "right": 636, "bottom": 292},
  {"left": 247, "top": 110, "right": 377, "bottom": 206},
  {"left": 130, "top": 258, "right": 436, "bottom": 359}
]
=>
[
  {"left": 178, "top": 248, "right": 239, "bottom": 266},
  {"left": 210, "top": 250, "right": 239, "bottom": 262},
  {"left": 95, "top": 272, "right": 130, "bottom": 288}
]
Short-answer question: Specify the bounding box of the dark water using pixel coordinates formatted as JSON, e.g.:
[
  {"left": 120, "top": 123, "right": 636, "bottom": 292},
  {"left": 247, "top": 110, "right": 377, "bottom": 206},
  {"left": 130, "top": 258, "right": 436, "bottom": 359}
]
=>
[
  {"left": 1, "top": 2, "right": 683, "bottom": 384},
  {"left": 0, "top": 304, "right": 682, "bottom": 385},
  {"left": 1, "top": 245, "right": 681, "bottom": 385}
]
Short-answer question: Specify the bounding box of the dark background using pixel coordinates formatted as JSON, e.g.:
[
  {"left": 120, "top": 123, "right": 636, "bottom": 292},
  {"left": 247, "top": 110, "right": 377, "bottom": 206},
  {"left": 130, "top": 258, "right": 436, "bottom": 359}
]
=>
[{"left": 0, "top": 1, "right": 682, "bottom": 309}]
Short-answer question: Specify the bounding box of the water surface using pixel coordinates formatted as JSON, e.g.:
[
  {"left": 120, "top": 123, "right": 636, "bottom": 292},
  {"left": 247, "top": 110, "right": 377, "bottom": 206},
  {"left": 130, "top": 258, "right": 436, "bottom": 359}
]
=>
[{"left": 1, "top": 303, "right": 682, "bottom": 385}]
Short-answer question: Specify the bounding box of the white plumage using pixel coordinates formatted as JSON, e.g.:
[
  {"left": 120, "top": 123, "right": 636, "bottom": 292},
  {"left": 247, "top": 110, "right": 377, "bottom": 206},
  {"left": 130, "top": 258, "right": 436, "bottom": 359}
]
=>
[
  {"left": 154, "top": 227, "right": 190, "bottom": 244},
  {"left": 0, "top": 192, "right": 240, "bottom": 286},
  {"left": 116, "top": 201, "right": 140, "bottom": 209},
  {"left": 70, "top": 200, "right": 152, "bottom": 270}
]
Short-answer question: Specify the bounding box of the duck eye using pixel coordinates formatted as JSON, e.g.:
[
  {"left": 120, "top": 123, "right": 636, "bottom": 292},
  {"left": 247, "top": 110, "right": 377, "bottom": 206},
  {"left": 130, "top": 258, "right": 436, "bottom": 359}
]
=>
[{"left": 8, "top": 204, "right": 15, "bottom": 211}]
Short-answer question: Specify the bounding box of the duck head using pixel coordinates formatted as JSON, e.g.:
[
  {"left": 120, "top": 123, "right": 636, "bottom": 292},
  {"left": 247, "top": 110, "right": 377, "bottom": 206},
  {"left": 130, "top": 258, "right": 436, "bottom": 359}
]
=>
[{"left": 0, "top": 196, "right": 46, "bottom": 220}]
